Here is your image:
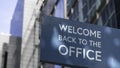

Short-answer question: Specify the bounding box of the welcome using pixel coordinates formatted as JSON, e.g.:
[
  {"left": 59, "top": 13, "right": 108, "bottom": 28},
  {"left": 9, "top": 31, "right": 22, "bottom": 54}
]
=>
[{"left": 59, "top": 24, "right": 101, "bottom": 39}]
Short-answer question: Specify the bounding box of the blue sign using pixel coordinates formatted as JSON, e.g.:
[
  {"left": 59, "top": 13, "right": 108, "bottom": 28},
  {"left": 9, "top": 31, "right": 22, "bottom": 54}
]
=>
[{"left": 40, "top": 15, "right": 120, "bottom": 68}]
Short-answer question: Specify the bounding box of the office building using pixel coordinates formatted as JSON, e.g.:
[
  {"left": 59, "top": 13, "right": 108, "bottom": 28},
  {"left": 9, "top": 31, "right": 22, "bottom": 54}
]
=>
[
  {"left": 41, "top": 0, "right": 120, "bottom": 28},
  {"left": 20, "top": 0, "right": 43, "bottom": 68},
  {"left": 18, "top": 0, "right": 120, "bottom": 68},
  {"left": 10, "top": 0, "right": 24, "bottom": 37},
  {"left": 0, "top": 33, "right": 21, "bottom": 68},
  {"left": 0, "top": 33, "right": 10, "bottom": 68}
]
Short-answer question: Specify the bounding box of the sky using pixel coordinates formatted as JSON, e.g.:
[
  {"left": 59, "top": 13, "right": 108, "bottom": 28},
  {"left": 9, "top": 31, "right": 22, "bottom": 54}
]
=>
[{"left": 0, "top": 0, "right": 18, "bottom": 34}]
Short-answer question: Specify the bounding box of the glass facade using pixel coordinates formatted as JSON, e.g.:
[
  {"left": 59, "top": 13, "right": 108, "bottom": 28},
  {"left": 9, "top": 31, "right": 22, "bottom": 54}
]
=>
[
  {"left": 10, "top": 0, "right": 24, "bottom": 37},
  {"left": 97, "top": 0, "right": 118, "bottom": 28}
]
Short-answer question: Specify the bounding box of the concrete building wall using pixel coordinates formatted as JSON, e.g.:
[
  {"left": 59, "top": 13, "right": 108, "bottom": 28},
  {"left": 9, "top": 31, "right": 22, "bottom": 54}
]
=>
[
  {"left": 21, "top": 0, "right": 42, "bottom": 68},
  {"left": 0, "top": 33, "right": 21, "bottom": 68},
  {"left": 7, "top": 36, "right": 21, "bottom": 68},
  {"left": 0, "top": 33, "right": 10, "bottom": 68}
]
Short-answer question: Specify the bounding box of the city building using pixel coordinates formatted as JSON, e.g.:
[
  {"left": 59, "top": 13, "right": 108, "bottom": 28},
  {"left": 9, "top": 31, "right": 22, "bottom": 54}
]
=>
[
  {"left": 20, "top": 0, "right": 43, "bottom": 68},
  {"left": 0, "top": 33, "right": 10, "bottom": 68},
  {"left": 40, "top": 0, "right": 120, "bottom": 28},
  {"left": 10, "top": 0, "right": 24, "bottom": 37},
  {"left": 0, "top": 33, "right": 21, "bottom": 68},
  {"left": 16, "top": 0, "right": 120, "bottom": 68}
]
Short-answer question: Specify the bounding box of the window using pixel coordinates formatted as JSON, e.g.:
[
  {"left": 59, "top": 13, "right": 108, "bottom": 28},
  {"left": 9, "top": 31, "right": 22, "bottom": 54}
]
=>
[{"left": 3, "top": 52, "right": 8, "bottom": 68}]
